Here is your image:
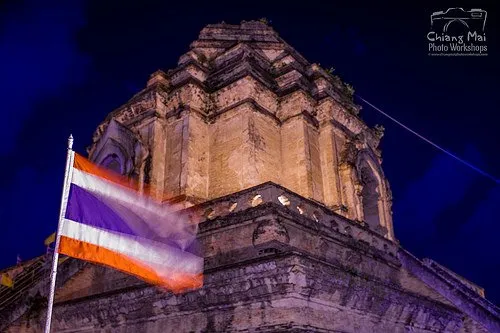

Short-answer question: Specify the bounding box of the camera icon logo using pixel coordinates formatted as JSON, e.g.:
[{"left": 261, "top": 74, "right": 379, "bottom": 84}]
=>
[{"left": 431, "top": 8, "right": 487, "bottom": 33}]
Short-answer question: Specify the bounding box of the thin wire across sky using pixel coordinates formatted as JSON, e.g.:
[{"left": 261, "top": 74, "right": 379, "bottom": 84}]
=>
[{"left": 356, "top": 95, "right": 499, "bottom": 184}]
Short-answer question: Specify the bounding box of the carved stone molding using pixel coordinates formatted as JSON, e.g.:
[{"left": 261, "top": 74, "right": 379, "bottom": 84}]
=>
[
  {"left": 115, "top": 96, "right": 157, "bottom": 124},
  {"left": 252, "top": 218, "right": 290, "bottom": 246},
  {"left": 339, "top": 141, "right": 359, "bottom": 167}
]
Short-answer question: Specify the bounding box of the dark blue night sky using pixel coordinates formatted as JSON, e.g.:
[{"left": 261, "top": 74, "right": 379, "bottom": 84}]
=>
[{"left": 1, "top": 1, "right": 499, "bottom": 304}]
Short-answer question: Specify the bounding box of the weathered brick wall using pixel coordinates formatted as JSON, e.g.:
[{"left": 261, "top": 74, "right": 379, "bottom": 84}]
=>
[
  {"left": 185, "top": 113, "right": 209, "bottom": 200},
  {"left": 3, "top": 184, "right": 492, "bottom": 333},
  {"left": 318, "top": 122, "right": 343, "bottom": 209},
  {"left": 163, "top": 115, "right": 185, "bottom": 198},
  {"left": 86, "top": 21, "right": 396, "bottom": 240},
  {"left": 5, "top": 254, "right": 478, "bottom": 333},
  {"left": 208, "top": 106, "right": 250, "bottom": 198}
]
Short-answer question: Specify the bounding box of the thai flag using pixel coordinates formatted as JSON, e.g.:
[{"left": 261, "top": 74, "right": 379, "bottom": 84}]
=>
[{"left": 57, "top": 153, "right": 203, "bottom": 292}]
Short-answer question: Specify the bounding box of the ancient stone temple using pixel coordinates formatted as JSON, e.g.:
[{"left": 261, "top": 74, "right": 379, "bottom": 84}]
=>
[{"left": 1, "top": 21, "right": 499, "bottom": 333}]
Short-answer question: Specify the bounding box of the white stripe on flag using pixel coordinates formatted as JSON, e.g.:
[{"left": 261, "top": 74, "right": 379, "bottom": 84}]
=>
[
  {"left": 60, "top": 218, "right": 203, "bottom": 275},
  {"left": 71, "top": 168, "right": 167, "bottom": 216}
]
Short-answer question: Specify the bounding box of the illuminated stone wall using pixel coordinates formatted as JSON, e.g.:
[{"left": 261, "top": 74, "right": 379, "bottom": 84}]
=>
[{"left": 87, "top": 21, "right": 394, "bottom": 239}]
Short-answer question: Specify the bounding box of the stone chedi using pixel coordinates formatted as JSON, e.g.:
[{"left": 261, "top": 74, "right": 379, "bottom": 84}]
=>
[{"left": 1, "top": 21, "right": 499, "bottom": 333}]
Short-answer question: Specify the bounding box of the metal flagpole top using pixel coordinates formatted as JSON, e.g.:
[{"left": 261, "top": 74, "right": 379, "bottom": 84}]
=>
[{"left": 44, "top": 134, "right": 75, "bottom": 333}]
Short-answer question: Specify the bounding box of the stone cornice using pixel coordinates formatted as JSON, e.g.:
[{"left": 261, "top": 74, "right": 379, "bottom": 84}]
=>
[{"left": 207, "top": 98, "right": 281, "bottom": 125}]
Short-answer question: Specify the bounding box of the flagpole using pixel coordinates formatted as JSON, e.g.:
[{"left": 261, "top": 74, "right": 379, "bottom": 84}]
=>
[{"left": 44, "top": 134, "right": 75, "bottom": 333}]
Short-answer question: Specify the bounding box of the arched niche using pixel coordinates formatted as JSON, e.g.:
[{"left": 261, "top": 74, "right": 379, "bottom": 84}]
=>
[
  {"left": 358, "top": 159, "right": 381, "bottom": 228},
  {"left": 101, "top": 153, "right": 123, "bottom": 175},
  {"left": 89, "top": 119, "right": 146, "bottom": 177},
  {"left": 355, "top": 151, "right": 393, "bottom": 239},
  {"left": 93, "top": 138, "right": 130, "bottom": 176}
]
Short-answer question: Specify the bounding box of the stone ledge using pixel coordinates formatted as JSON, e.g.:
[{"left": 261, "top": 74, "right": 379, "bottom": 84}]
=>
[{"left": 189, "top": 181, "right": 398, "bottom": 256}]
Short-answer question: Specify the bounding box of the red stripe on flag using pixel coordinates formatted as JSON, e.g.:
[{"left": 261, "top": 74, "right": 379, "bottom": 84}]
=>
[
  {"left": 72, "top": 154, "right": 189, "bottom": 206},
  {"left": 58, "top": 235, "right": 203, "bottom": 293},
  {"left": 73, "top": 154, "right": 138, "bottom": 191}
]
